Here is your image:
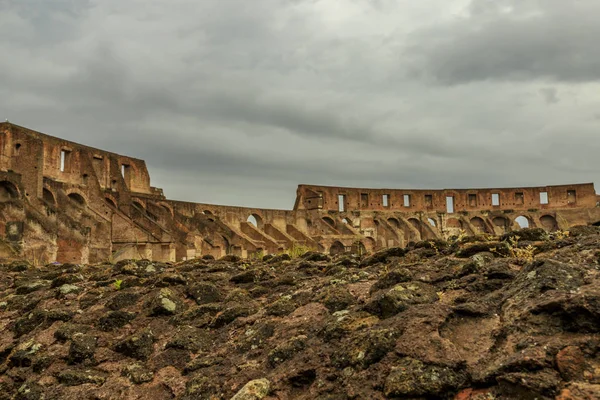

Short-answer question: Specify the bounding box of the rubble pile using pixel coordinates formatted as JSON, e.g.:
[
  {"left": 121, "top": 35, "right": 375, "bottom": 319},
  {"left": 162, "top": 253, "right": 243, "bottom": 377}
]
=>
[{"left": 2, "top": 227, "right": 600, "bottom": 399}]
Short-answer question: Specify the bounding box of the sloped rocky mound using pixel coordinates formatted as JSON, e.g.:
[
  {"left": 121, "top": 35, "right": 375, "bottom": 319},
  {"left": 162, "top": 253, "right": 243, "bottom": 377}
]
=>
[{"left": 2, "top": 227, "right": 600, "bottom": 399}]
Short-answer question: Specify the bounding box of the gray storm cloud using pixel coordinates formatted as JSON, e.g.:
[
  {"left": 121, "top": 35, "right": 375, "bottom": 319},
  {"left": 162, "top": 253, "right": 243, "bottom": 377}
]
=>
[{"left": 1, "top": 0, "right": 599, "bottom": 209}]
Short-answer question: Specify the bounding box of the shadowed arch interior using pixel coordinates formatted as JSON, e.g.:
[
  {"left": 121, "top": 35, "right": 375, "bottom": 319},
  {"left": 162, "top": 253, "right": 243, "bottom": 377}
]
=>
[
  {"left": 540, "top": 215, "right": 558, "bottom": 232},
  {"left": 0, "top": 181, "right": 19, "bottom": 202},
  {"left": 68, "top": 192, "right": 86, "bottom": 206},
  {"left": 329, "top": 241, "right": 345, "bottom": 256},
  {"left": 43, "top": 188, "right": 56, "bottom": 205}
]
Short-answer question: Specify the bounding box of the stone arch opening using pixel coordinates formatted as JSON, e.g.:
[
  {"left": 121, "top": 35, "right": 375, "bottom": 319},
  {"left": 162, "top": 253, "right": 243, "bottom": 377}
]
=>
[
  {"left": 42, "top": 188, "right": 56, "bottom": 205},
  {"left": 492, "top": 217, "right": 509, "bottom": 233},
  {"left": 470, "top": 217, "right": 487, "bottom": 233},
  {"left": 351, "top": 241, "right": 367, "bottom": 256},
  {"left": 408, "top": 218, "right": 421, "bottom": 230},
  {"left": 68, "top": 192, "right": 86, "bottom": 206},
  {"left": 0, "top": 181, "right": 19, "bottom": 201},
  {"left": 329, "top": 241, "right": 345, "bottom": 256},
  {"left": 157, "top": 202, "right": 173, "bottom": 216},
  {"left": 515, "top": 216, "right": 530, "bottom": 229},
  {"left": 322, "top": 217, "right": 336, "bottom": 228},
  {"left": 364, "top": 237, "right": 376, "bottom": 252},
  {"left": 105, "top": 197, "right": 117, "bottom": 208},
  {"left": 387, "top": 218, "right": 400, "bottom": 229},
  {"left": 427, "top": 218, "right": 437, "bottom": 227},
  {"left": 203, "top": 210, "right": 213, "bottom": 215},
  {"left": 221, "top": 236, "right": 232, "bottom": 255},
  {"left": 132, "top": 200, "right": 146, "bottom": 212},
  {"left": 247, "top": 214, "right": 263, "bottom": 229},
  {"left": 446, "top": 218, "right": 463, "bottom": 229},
  {"left": 540, "top": 215, "right": 558, "bottom": 232},
  {"left": 342, "top": 218, "right": 352, "bottom": 225}
]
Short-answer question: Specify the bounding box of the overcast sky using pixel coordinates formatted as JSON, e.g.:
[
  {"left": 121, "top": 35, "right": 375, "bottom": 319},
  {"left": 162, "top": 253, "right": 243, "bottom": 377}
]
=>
[{"left": 1, "top": 0, "right": 599, "bottom": 209}]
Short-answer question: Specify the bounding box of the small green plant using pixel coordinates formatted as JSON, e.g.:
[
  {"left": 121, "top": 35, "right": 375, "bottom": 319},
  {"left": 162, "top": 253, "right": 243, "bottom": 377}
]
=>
[
  {"left": 113, "top": 279, "right": 123, "bottom": 290},
  {"left": 254, "top": 249, "right": 264, "bottom": 260},
  {"left": 285, "top": 244, "right": 311, "bottom": 259},
  {"left": 553, "top": 230, "right": 570, "bottom": 240},
  {"left": 506, "top": 235, "right": 535, "bottom": 264}
]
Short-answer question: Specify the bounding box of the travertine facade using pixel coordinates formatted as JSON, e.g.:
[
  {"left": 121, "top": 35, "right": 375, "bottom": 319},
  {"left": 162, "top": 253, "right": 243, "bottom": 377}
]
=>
[{"left": 1, "top": 122, "right": 599, "bottom": 263}]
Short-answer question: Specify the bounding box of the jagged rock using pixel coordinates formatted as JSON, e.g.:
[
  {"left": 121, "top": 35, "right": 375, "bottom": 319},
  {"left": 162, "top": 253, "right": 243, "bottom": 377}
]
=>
[
  {"left": 230, "top": 268, "right": 274, "bottom": 284},
  {"left": 114, "top": 329, "right": 155, "bottom": 360},
  {"left": 220, "top": 254, "right": 240, "bottom": 262},
  {"left": 98, "top": 311, "right": 136, "bottom": 331},
  {"left": 332, "top": 327, "right": 399, "bottom": 369},
  {"left": 186, "top": 282, "right": 222, "bottom": 305},
  {"left": 319, "top": 286, "right": 356, "bottom": 312},
  {"left": 369, "top": 268, "right": 412, "bottom": 293},
  {"left": 13, "top": 382, "right": 44, "bottom": 400},
  {"left": 55, "top": 323, "right": 90, "bottom": 341},
  {"left": 8, "top": 341, "right": 42, "bottom": 368},
  {"left": 556, "top": 346, "right": 586, "bottom": 381},
  {"left": 267, "top": 253, "right": 291, "bottom": 264},
  {"left": 364, "top": 282, "right": 439, "bottom": 318},
  {"left": 236, "top": 322, "right": 276, "bottom": 352},
  {"left": 384, "top": 358, "right": 468, "bottom": 397},
  {"left": 106, "top": 291, "right": 140, "bottom": 310},
  {"left": 266, "top": 295, "right": 296, "bottom": 316},
  {"left": 155, "top": 272, "right": 187, "bottom": 287},
  {"left": 166, "top": 326, "right": 212, "bottom": 352},
  {"left": 122, "top": 363, "right": 154, "bottom": 384},
  {"left": 556, "top": 383, "right": 600, "bottom": 399},
  {"left": 149, "top": 288, "right": 183, "bottom": 316},
  {"left": 58, "top": 283, "right": 82, "bottom": 295},
  {"left": 211, "top": 303, "right": 257, "bottom": 328},
  {"left": 322, "top": 311, "right": 379, "bottom": 341},
  {"left": 501, "top": 228, "right": 549, "bottom": 242},
  {"left": 568, "top": 225, "right": 600, "bottom": 237},
  {"left": 184, "top": 355, "right": 224, "bottom": 374},
  {"left": 57, "top": 369, "right": 107, "bottom": 386},
  {"left": 231, "top": 379, "right": 270, "bottom": 400},
  {"left": 268, "top": 336, "right": 307, "bottom": 366},
  {"left": 496, "top": 369, "right": 561, "bottom": 398},
  {"left": 360, "top": 247, "right": 406, "bottom": 267},
  {"left": 7, "top": 261, "right": 31, "bottom": 272},
  {"left": 184, "top": 375, "right": 223, "bottom": 398},
  {"left": 68, "top": 333, "right": 97, "bottom": 364},
  {"left": 456, "top": 241, "right": 509, "bottom": 258},
  {"left": 301, "top": 252, "right": 330, "bottom": 262},
  {"left": 15, "top": 280, "right": 48, "bottom": 295},
  {"left": 50, "top": 274, "right": 83, "bottom": 288},
  {"left": 13, "top": 311, "right": 46, "bottom": 337}
]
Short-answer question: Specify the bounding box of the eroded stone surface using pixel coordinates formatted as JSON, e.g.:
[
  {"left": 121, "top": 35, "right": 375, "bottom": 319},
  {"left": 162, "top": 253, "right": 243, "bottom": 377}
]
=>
[{"left": 0, "top": 231, "right": 600, "bottom": 398}]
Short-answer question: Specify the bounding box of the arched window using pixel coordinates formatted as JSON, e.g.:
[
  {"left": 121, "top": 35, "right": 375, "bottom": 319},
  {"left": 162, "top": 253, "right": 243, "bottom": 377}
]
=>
[
  {"left": 515, "top": 216, "right": 530, "bottom": 229},
  {"left": 247, "top": 214, "right": 263, "bottom": 229},
  {"left": 329, "top": 241, "right": 345, "bottom": 256},
  {"left": 43, "top": 188, "right": 56, "bottom": 205},
  {"left": 68, "top": 192, "right": 86, "bottom": 206},
  {"left": 0, "top": 181, "right": 19, "bottom": 201}
]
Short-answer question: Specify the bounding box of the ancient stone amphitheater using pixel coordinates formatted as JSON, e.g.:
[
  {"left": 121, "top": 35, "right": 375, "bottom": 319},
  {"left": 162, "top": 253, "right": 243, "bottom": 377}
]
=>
[{"left": 0, "top": 122, "right": 599, "bottom": 264}]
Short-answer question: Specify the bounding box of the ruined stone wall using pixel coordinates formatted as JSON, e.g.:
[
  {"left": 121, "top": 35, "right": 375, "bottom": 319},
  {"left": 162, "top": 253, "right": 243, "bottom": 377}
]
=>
[
  {"left": 295, "top": 183, "right": 597, "bottom": 212},
  {"left": 0, "top": 122, "right": 599, "bottom": 264}
]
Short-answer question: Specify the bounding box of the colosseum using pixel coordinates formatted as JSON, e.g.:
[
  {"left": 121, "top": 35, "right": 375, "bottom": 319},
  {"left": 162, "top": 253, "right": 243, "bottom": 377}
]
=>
[{"left": 0, "top": 122, "right": 599, "bottom": 264}]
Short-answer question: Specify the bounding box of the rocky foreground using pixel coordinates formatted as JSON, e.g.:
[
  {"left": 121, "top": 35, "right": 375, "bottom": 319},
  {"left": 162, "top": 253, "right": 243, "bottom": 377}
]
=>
[{"left": 2, "top": 227, "right": 600, "bottom": 399}]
